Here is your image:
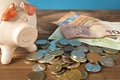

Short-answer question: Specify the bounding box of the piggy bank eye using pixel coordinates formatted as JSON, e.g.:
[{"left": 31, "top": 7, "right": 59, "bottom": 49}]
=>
[
  {"left": 20, "top": 2, "right": 36, "bottom": 16},
  {"left": 1, "top": 3, "right": 17, "bottom": 21}
]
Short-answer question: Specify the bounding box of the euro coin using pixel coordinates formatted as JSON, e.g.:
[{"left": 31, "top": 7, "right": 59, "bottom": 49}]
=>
[
  {"left": 85, "top": 63, "right": 101, "bottom": 72},
  {"left": 103, "top": 47, "right": 119, "bottom": 54},
  {"left": 100, "top": 56, "right": 115, "bottom": 67},
  {"left": 71, "top": 50, "right": 86, "bottom": 58},
  {"left": 32, "top": 64, "right": 46, "bottom": 71},
  {"left": 68, "top": 39, "right": 82, "bottom": 46},
  {"left": 50, "top": 63, "right": 63, "bottom": 74},
  {"left": 87, "top": 53, "right": 102, "bottom": 63},
  {"left": 88, "top": 46, "right": 103, "bottom": 53},
  {"left": 66, "top": 70, "right": 82, "bottom": 80},
  {"left": 75, "top": 45, "right": 88, "bottom": 52},
  {"left": 27, "top": 71, "right": 45, "bottom": 80}
]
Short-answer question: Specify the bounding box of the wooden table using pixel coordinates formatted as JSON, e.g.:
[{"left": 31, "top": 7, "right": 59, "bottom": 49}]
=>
[{"left": 0, "top": 10, "right": 120, "bottom": 80}]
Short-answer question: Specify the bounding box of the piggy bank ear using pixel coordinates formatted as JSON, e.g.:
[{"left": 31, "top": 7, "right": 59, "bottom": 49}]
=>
[
  {"left": 20, "top": 2, "right": 36, "bottom": 16},
  {"left": 1, "top": 3, "right": 17, "bottom": 21}
]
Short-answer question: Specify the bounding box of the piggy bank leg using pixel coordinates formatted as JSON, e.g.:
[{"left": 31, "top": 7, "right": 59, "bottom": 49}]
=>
[
  {"left": 25, "top": 43, "right": 37, "bottom": 52},
  {"left": 1, "top": 46, "right": 16, "bottom": 64}
]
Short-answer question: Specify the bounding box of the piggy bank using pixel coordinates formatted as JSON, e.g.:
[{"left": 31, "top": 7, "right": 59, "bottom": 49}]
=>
[{"left": 0, "top": 0, "right": 38, "bottom": 64}]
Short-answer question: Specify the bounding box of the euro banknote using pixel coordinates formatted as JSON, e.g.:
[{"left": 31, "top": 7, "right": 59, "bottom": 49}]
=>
[{"left": 49, "top": 22, "right": 120, "bottom": 50}]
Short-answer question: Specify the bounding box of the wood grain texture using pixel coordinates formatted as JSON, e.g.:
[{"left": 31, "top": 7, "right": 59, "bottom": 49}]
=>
[{"left": 0, "top": 10, "right": 120, "bottom": 80}]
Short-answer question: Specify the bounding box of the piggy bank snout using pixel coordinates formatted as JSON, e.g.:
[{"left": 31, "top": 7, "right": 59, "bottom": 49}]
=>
[{"left": 13, "top": 24, "right": 38, "bottom": 47}]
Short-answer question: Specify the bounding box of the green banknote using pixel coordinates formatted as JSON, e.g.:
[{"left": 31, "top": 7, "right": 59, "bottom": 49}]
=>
[{"left": 49, "top": 27, "right": 120, "bottom": 50}]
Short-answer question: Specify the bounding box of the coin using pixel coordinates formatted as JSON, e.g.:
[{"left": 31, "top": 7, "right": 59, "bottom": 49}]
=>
[
  {"left": 80, "top": 69, "right": 88, "bottom": 79},
  {"left": 62, "top": 57, "right": 75, "bottom": 64},
  {"left": 48, "top": 40, "right": 59, "bottom": 51},
  {"left": 100, "top": 56, "right": 115, "bottom": 67},
  {"left": 67, "top": 62, "right": 80, "bottom": 69},
  {"left": 103, "top": 47, "right": 119, "bottom": 54},
  {"left": 88, "top": 46, "right": 103, "bottom": 53},
  {"left": 63, "top": 53, "right": 71, "bottom": 58},
  {"left": 32, "top": 64, "right": 46, "bottom": 71},
  {"left": 108, "top": 55, "right": 119, "bottom": 60},
  {"left": 63, "top": 45, "right": 74, "bottom": 52},
  {"left": 27, "top": 71, "right": 45, "bottom": 80},
  {"left": 99, "top": 52, "right": 106, "bottom": 56},
  {"left": 58, "top": 39, "right": 69, "bottom": 46},
  {"left": 75, "top": 45, "right": 88, "bottom": 52},
  {"left": 85, "top": 63, "right": 101, "bottom": 72},
  {"left": 38, "top": 54, "right": 55, "bottom": 63},
  {"left": 23, "top": 60, "right": 36, "bottom": 64},
  {"left": 38, "top": 43, "right": 50, "bottom": 49},
  {"left": 54, "top": 68, "right": 66, "bottom": 75},
  {"left": 87, "top": 53, "right": 102, "bottom": 63},
  {"left": 35, "top": 39, "right": 49, "bottom": 45},
  {"left": 89, "top": 74, "right": 105, "bottom": 80},
  {"left": 71, "top": 56, "right": 87, "bottom": 63},
  {"left": 68, "top": 39, "right": 82, "bottom": 46},
  {"left": 50, "top": 63, "right": 63, "bottom": 74},
  {"left": 49, "top": 50, "right": 64, "bottom": 56},
  {"left": 66, "top": 70, "right": 82, "bottom": 80},
  {"left": 55, "top": 77, "right": 69, "bottom": 80},
  {"left": 71, "top": 50, "right": 86, "bottom": 58},
  {"left": 26, "top": 50, "right": 47, "bottom": 61},
  {"left": 51, "top": 56, "right": 62, "bottom": 62}
]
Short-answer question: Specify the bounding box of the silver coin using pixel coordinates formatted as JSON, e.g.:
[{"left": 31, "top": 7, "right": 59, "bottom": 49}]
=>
[
  {"left": 48, "top": 40, "right": 59, "bottom": 51},
  {"left": 32, "top": 64, "right": 46, "bottom": 72},
  {"left": 75, "top": 46, "right": 88, "bottom": 52},
  {"left": 35, "top": 39, "right": 49, "bottom": 45},
  {"left": 100, "top": 56, "right": 115, "bottom": 67},
  {"left": 58, "top": 39, "right": 69, "bottom": 45},
  {"left": 26, "top": 50, "right": 48, "bottom": 61},
  {"left": 38, "top": 54, "right": 55, "bottom": 63},
  {"left": 85, "top": 63, "right": 101, "bottom": 72},
  {"left": 68, "top": 39, "right": 82, "bottom": 46},
  {"left": 26, "top": 52, "right": 43, "bottom": 61},
  {"left": 27, "top": 71, "right": 45, "bottom": 80},
  {"left": 71, "top": 50, "right": 86, "bottom": 58},
  {"left": 71, "top": 56, "right": 87, "bottom": 63}
]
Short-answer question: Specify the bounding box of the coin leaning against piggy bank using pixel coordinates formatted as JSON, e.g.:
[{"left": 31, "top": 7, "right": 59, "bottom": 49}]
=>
[{"left": 0, "top": 0, "right": 38, "bottom": 64}]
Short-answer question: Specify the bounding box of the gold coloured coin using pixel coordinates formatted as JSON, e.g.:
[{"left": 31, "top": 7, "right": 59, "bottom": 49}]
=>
[
  {"left": 55, "top": 77, "right": 69, "bottom": 80},
  {"left": 66, "top": 70, "right": 82, "bottom": 80},
  {"left": 50, "top": 63, "right": 63, "bottom": 74},
  {"left": 67, "top": 62, "right": 80, "bottom": 69}
]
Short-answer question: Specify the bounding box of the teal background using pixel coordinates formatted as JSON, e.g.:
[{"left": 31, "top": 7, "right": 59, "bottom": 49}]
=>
[{"left": 28, "top": 0, "right": 120, "bottom": 10}]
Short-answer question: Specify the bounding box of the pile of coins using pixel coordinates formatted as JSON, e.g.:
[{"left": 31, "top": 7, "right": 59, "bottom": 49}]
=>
[{"left": 26, "top": 39, "right": 119, "bottom": 80}]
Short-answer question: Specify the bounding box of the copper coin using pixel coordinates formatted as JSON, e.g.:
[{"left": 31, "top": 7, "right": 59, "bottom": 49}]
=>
[{"left": 87, "top": 53, "right": 102, "bottom": 63}]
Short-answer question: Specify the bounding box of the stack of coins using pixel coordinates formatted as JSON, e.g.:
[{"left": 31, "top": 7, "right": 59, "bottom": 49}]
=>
[{"left": 25, "top": 39, "right": 119, "bottom": 80}]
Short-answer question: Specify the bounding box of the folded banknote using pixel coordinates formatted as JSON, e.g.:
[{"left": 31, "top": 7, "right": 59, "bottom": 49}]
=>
[
  {"left": 49, "top": 11, "right": 120, "bottom": 50},
  {"left": 49, "top": 26, "right": 120, "bottom": 50},
  {"left": 61, "top": 21, "right": 120, "bottom": 39}
]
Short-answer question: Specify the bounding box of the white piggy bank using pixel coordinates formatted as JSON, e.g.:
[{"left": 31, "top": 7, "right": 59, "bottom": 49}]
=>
[{"left": 0, "top": 0, "right": 38, "bottom": 64}]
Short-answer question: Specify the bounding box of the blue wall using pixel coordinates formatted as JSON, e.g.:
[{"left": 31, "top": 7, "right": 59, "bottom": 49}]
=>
[{"left": 28, "top": 0, "right": 120, "bottom": 10}]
